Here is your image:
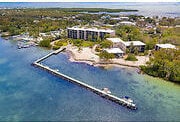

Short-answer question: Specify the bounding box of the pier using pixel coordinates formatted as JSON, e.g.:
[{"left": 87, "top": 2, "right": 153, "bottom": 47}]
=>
[
  {"left": 32, "top": 48, "right": 137, "bottom": 110},
  {"left": 35, "top": 48, "right": 66, "bottom": 63}
]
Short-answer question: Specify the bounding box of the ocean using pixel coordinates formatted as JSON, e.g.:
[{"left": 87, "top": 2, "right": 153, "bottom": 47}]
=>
[
  {"left": 0, "top": 2, "right": 180, "bottom": 17},
  {"left": 0, "top": 37, "right": 180, "bottom": 121}
]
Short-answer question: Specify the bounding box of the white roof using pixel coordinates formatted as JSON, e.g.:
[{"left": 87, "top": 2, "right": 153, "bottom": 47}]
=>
[
  {"left": 156, "top": 44, "right": 176, "bottom": 49},
  {"left": 107, "top": 38, "right": 145, "bottom": 46},
  {"left": 68, "top": 26, "right": 115, "bottom": 33},
  {"left": 175, "top": 25, "right": 180, "bottom": 28},
  {"left": 119, "top": 21, "right": 136, "bottom": 25},
  {"left": 104, "top": 48, "right": 124, "bottom": 54},
  {"left": 120, "top": 17, "right": 129, "bottom": 19},
  {"left": 111, "top": 17, "right": 129, "bottom": 20},
  {"left": 124, "top": 41, "right": 146, "bottom": 46},
  {"left": 118, "top": 39, "right": 145, "bottom": 46},
  {"left": 111, "top": 17, "right": 121, "bottom": 20},
  {"left": 106, "top": 38, "right": 124, "bottom": 43}
]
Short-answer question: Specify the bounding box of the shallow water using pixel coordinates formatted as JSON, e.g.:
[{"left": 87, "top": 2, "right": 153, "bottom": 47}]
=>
[{"left": 0, "top": 38, "right": 180, "bottom": 121}]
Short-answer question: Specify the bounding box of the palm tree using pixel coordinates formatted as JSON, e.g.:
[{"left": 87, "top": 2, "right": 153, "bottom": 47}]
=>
[
  {"left": 134, "top": 47, "right": 139, "bottom": 55},
  {"left": 129, "top": 42, "right": 134, "bottom": 53}
]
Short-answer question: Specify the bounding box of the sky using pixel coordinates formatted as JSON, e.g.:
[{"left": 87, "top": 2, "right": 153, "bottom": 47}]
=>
[{"left": 0, "top": 0, "right": 179, "bottom": 2}]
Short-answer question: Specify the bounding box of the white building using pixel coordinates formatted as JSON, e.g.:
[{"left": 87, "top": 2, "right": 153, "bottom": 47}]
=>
[
  {"left": 175, "top": 25, "right": 180, "bottom": 28},
  {"left": 110, "top": 17, "right": 121, "bottom": 20},
  {"left": 107, "top": 38, "right": 146, "bottom": 52},
  {"left": 120, "top": 40, "right": 146, "bottom": 52},
  {"left": 110, "top": 17, "right": 129, "bottom": 21},
  {"left": 104, "top": 48, "right": 124, "bottom": 58},
  {"left": 106, "top": 38, "right": 123, "bottom": 48},
  {"left": 101, "top": 15, "right": 111, "bottom": 19},
  {"left": 118, "top": 21, "right": 136, "bottom": 26},
  {"left": 155, "top": 44, "right": 176, "bottom": 50},
  {"left": 67, "top": 26, "right": 115, "bottom": 40}
]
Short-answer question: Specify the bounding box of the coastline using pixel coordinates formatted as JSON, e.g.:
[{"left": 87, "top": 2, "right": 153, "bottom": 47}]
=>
[
  {"left": 66, "top": 46, "right": 141, "bottom": 72},
  {"left": 66, "top": 49, "right": 179, "bottom": 84}
]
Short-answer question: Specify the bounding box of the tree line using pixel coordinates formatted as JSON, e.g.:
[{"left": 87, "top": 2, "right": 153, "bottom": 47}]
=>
[{"left": 140, "top": 49, "right": 180, "bottom": 83}]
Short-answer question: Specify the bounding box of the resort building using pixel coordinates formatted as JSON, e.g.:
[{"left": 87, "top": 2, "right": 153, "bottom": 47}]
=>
[
  {"left": 155, "top": 44, "right": 176, "bottom": 50},
  {"left": 104, "top": 48, "right": 125, "bottom": 58},
  {"left": 67, "top": 26, "right": 115, "bottom": 41},
  {"left": 107, "top": 38, "right": 146, "bottom": 53},
  {"left": 120, "top": 40, "right": 146, "bottom": 52},
  {"left": 106, "top": 38, "right": 123, "bottom": 48}
]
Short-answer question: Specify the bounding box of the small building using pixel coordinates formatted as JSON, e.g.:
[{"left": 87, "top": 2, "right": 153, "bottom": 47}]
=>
[
  {"left": 119, "top": 40, "right": 146, "bottom": 52},
  {"left": 155, "top": 44, "right": 176, "bottom": 50},
  {"left": 50, "top": 30, "right": 62, "bottom": 37},
  {"left": 104, "top": 48, "right": 124, "bottom": 58},
  {"left": 175, "top": 25, "right": 180, "bottom": 28},
  {"left": 22, "top": 36, "right": 34, "bottom": 41},
  {"left": 118, "top": 21, "right": 136, "bottom": 26},
  {"left": 110, "top": 17, "right": 121, "bottom": 21},
  {"left": 119, "top": 17, "right": 129, "bottom": 20},
  {"left": 106, "top": 38, "right": 146, "bottom": 53},
  {"left": 101, "top": 15, "right": 111, "bottom": 19},
  {"left": 110, "top": 17, "right": 129, "bottom": 21},
  {"left": 106, "top": 38, "right": 123, "bottom": 48}
]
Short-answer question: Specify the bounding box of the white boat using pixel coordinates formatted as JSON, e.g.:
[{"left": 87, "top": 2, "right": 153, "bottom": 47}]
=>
[
  {"left": 122, "top": 96, "right": 133, "bottom": 103},
  {"left": 102, "top": 87, "right": 111, "bottom": 94}
]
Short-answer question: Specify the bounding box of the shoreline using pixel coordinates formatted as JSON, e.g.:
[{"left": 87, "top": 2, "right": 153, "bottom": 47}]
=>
[
  {"left": 66, "top": 49, "right": 140, "bottom": 72},
  {"left": 67, "top": 52, "right": 179, "bottom": 84},
  {"left": 66, "top": 50, "right": 179, "bottom": 84},
  {"left": 1, "top": 37, "right": 176, "bottom": 83}
]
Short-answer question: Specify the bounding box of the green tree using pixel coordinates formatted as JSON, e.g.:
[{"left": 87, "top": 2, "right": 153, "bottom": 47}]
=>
[
  {"left": 52, "top": 45, "right": 60, "bottom": 50},
  {"left": 125, "top": 54, "right": 138, "bottom": 61},
  {"left": 39, "top": 39, "right": 51, "bottom": 48},
  {"left": 115, "top": 25, "right": 142, "bottom": 41},
  {"left": 100, "top": 40, "right": 113, "bottom": 48},
  {"left": 73, "top": 39, "right": 83, "bottom": 47},
  {"left": 99, "top": 51, "right": 115, "bottom": 61},
  {"left": 134, "top": 47, "right": 139, "bottom": 55},
  {"left": 129, "top": 42, "right": 134, "bottom": 53},
  {"left": 141, "top": 49, "right": 180, "bottom": 83},
  {"left": 126, "top": 48, "right": 130, "bottom": 54},
  {"left": 87, "top": 35, "right": 92, "bottom": 41}
]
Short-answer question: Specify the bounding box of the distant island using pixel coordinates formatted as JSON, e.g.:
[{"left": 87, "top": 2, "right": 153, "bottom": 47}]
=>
[{"left": 55, "top": 8, "right": 138, "bottom": 13}]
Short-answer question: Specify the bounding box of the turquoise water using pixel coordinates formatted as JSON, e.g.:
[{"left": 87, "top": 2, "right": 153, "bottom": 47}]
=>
[{"left": 0, "top": 37, "right": 180, "bottom": 121}]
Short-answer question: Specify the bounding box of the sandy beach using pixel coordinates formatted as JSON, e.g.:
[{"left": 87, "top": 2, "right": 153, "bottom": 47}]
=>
[{"left": 65, "top": 45, "right": 149, "bottom": 69}]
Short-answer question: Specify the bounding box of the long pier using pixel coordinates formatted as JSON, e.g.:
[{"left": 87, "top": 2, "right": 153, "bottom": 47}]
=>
[
  {"left": 32, "top": 48, "right": 137, "bottom": 110},
  {"left": 35, "top": 48, "right": 66, "bottom": 63}
]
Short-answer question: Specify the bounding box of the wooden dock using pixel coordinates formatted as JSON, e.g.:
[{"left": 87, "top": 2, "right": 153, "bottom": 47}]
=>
[{"left": 32, "top": 48, "right": 137, "bottom": 110}]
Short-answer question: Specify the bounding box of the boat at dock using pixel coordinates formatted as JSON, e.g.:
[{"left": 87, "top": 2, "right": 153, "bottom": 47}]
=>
[
  {"left": 17, "top": 41, "right": 36, "bottom": 49},
  {"left": 123, "top": 96, "right": 133, "bottom": 103},
  {"left": 102, "top": 87, "right": 111, "bottom": 94},
  {"left": 122, "top": 96, "right": 137, "bottom": 110}
]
